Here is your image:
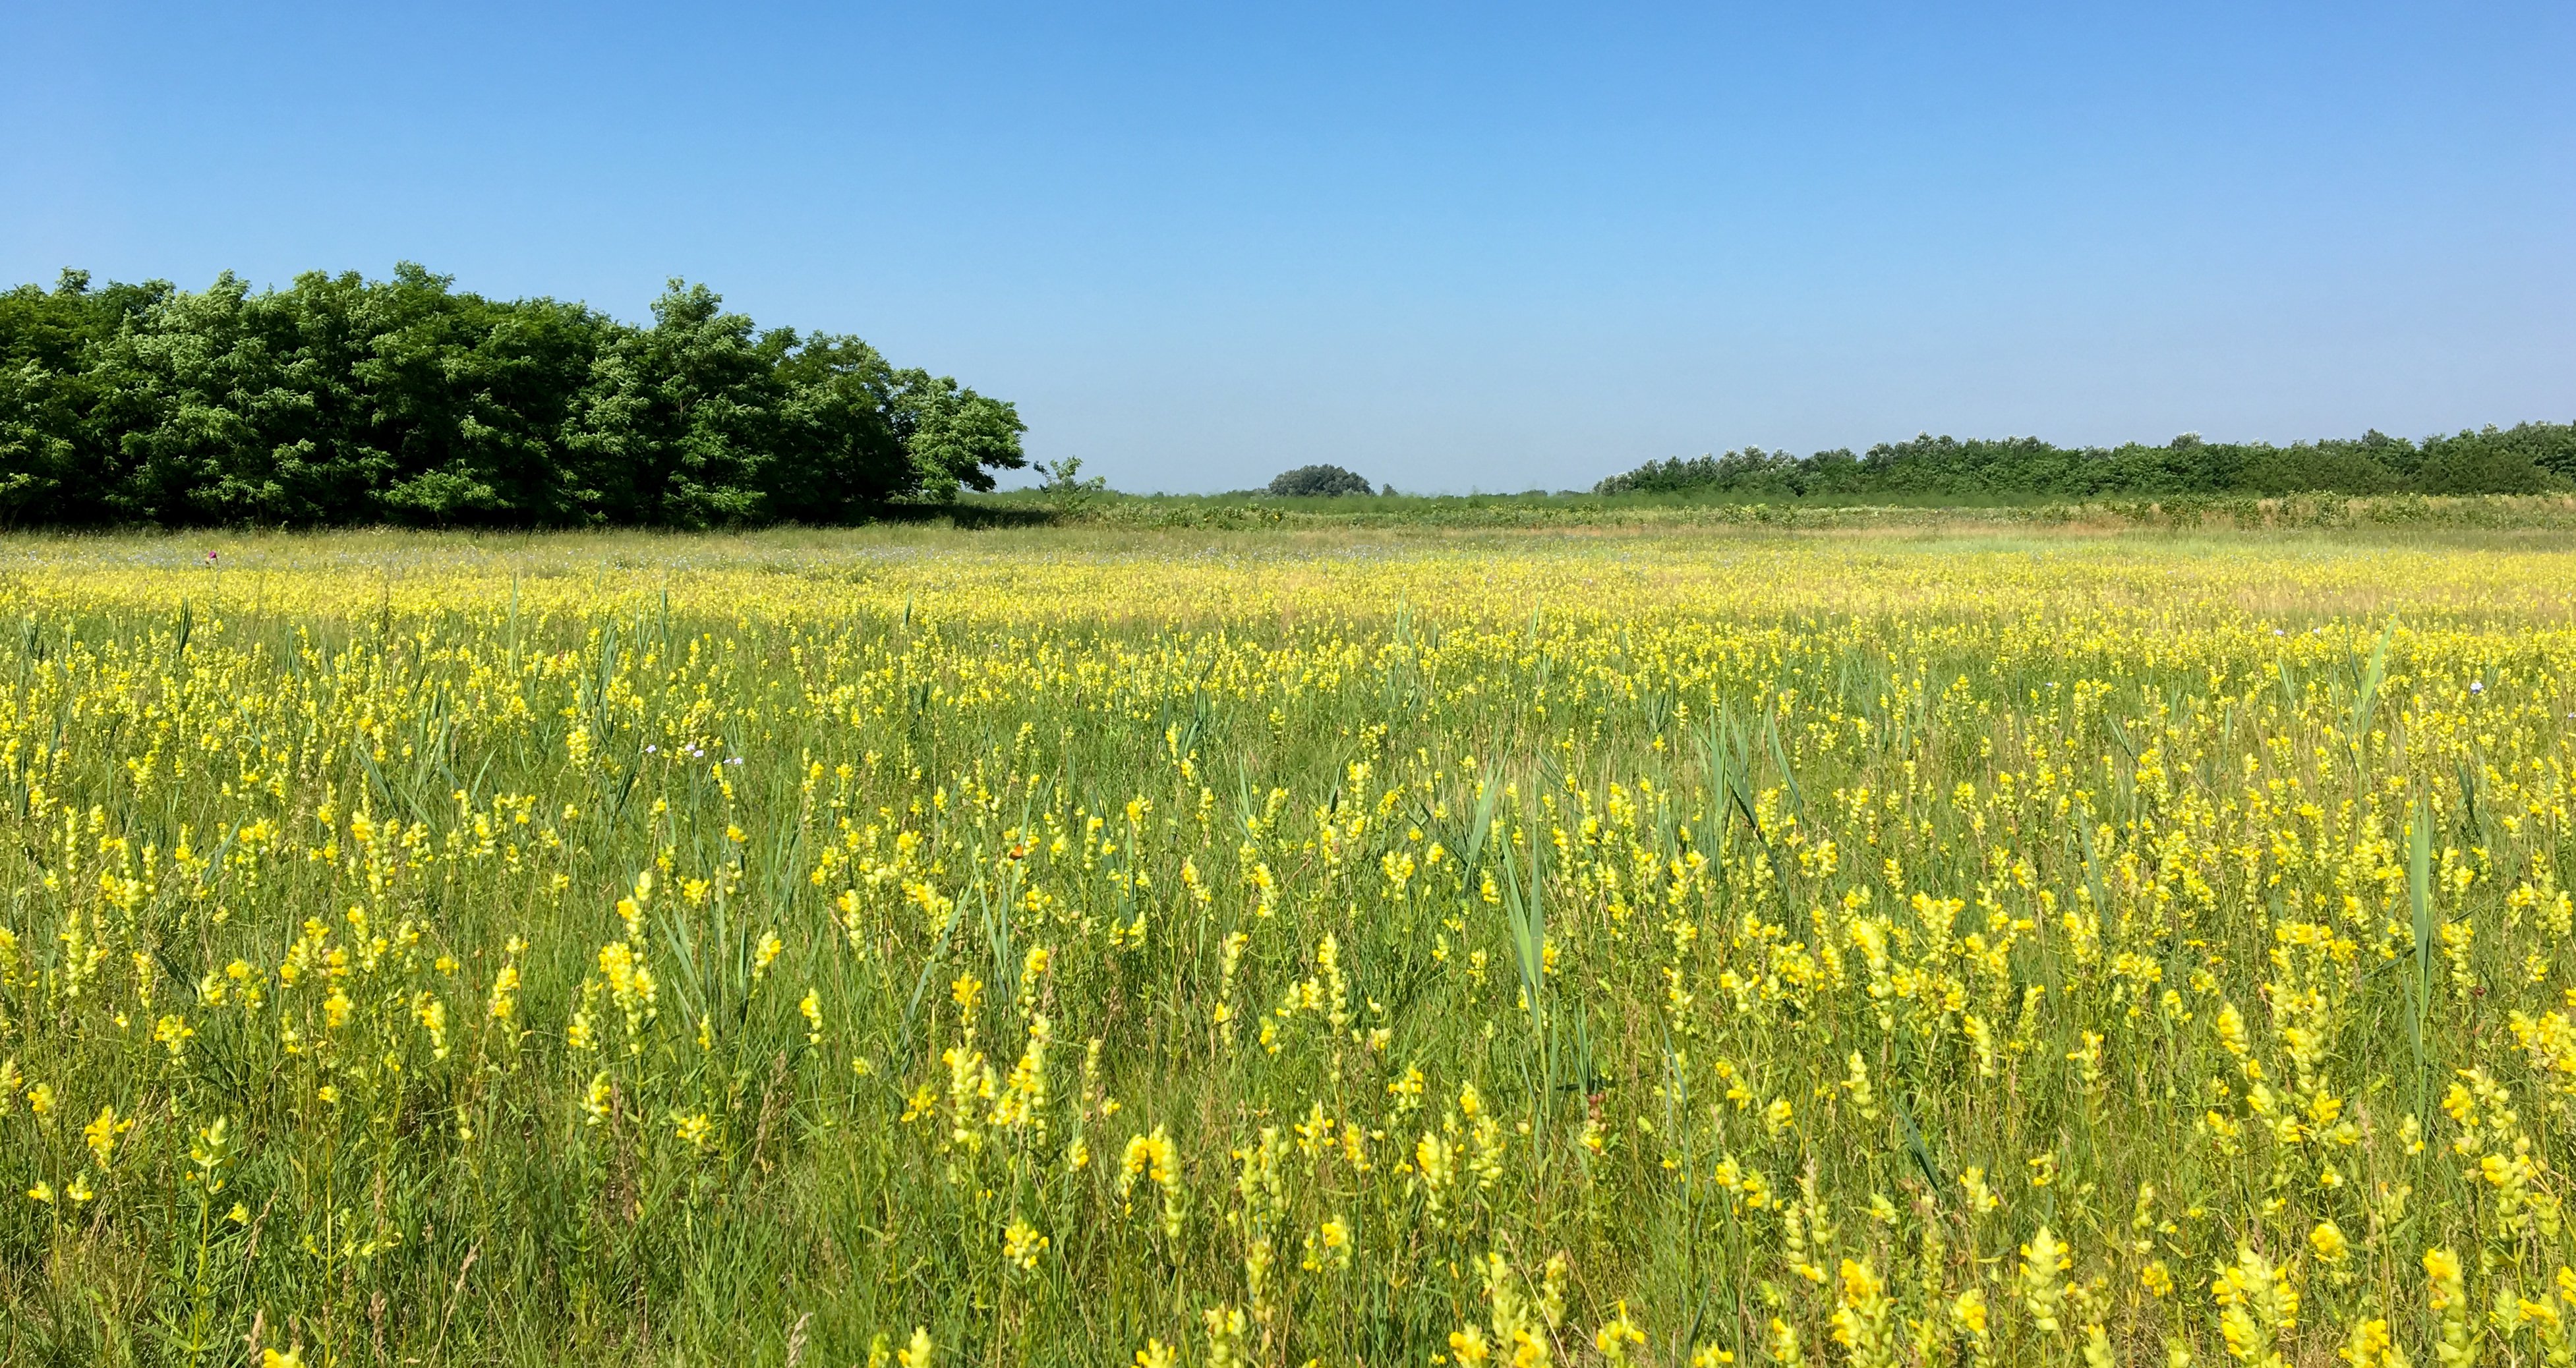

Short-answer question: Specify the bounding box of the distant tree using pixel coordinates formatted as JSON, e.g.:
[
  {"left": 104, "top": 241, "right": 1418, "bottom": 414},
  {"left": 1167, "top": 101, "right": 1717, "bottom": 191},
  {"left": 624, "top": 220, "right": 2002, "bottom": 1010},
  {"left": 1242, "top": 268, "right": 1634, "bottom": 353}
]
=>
[
  {"left": 2413, "top": 424, "right": 2571, "bottom": 495},
  {"left": 1267, "top": 464, "right": 1373, "bottom": 497},
  {"left": 1589, "top": 424, "right": 2572, "bottom": 501}
]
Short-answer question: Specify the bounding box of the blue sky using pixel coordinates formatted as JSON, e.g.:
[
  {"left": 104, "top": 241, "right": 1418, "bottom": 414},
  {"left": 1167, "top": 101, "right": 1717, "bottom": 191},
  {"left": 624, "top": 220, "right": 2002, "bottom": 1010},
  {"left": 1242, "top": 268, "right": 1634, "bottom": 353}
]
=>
[{"left": 5, "top": 2, "right": 2570, "bottom": 493}]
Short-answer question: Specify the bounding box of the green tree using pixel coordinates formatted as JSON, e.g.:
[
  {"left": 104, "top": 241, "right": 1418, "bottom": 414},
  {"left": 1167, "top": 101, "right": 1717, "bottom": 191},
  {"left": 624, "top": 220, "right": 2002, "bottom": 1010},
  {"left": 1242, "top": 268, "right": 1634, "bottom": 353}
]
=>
[
  {"left": 564, "top": 280, "right": 783, "bottom": 527},
  {"left": 886, "top": 370, "right": 1026, "bottom": 501},
  {"left": 1, "top": 264, "right": 1030, "bottom": 527},
  {"left": 2414, "top": 425, "right": 2567, "bottom": 494},
  {"left": 1266, "top": 464, "right": 1374, "bottom": 497},
  {"left": 353, "top": 264, "right": 606, "bottom": 527}
]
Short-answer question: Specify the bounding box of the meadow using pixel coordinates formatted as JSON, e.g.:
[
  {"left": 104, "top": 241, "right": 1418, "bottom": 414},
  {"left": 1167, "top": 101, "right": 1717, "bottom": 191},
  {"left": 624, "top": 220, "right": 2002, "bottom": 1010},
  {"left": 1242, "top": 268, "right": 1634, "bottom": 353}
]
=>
[{"left": 2, "top": 522, "right": 2574, "bottom": 1368}]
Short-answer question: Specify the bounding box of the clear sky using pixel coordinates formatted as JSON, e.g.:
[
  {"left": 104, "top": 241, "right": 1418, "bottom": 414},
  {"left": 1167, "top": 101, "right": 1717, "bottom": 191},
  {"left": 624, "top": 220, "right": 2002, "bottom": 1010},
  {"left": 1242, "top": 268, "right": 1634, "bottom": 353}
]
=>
[{"left": 5, "top": 3, "right": 2571, "bottom": 493}]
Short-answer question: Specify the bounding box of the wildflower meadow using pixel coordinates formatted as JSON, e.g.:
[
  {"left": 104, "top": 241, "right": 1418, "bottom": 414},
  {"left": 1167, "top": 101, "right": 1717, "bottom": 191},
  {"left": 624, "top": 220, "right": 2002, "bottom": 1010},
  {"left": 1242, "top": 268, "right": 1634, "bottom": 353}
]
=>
[{"left": 3, "top": 525, "right": 2574, "bottom": 1368}]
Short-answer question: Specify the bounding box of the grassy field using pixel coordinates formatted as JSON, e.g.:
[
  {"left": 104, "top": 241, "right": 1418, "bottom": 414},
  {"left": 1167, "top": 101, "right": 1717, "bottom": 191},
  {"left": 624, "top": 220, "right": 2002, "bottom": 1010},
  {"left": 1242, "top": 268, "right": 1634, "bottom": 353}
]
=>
[
  {"left": 3, "top": 522, "right": 2575, "bottom": 1367},
  {"left": 962, "top": 488, "right": 2576, "bottom": 534}
]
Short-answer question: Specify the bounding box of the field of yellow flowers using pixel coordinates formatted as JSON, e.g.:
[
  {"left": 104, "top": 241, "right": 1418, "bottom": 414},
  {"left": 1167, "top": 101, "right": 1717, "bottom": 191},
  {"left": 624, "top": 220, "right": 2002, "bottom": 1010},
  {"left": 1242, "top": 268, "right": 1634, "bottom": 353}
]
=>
[{"left": 3, "top": 524, "right": 2575, "bottom": 1367}]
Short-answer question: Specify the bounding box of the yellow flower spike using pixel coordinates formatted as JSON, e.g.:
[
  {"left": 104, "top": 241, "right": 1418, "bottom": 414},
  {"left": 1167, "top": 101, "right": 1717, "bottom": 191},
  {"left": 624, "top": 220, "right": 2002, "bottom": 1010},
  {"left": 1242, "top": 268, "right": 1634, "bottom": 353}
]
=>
[
  {"left": 486, "top": 963, "right": 521, "bottom": 1021},
  {"left": 2339, "top": 1318, "right": 2403, "bottom": 1368},
  {"left": 1767, "top": 1316, "right": 1805, "bottom": 1368},
  {"left": 83, "top": 1104, "right": 134, "bottom": 1170},
  {"left": 1002, "top": 1217, "right": 1048, "bottom": 1272},
  {"left": 1203, "top": 1306, "right": 1248, "bottom": 1368},
  {"left": 1949, "top": 1287, "right": 1990, "bottom": 1338},
  {"left": 1595, "top": 1300, "right": 1647, "bottom": 1364}
]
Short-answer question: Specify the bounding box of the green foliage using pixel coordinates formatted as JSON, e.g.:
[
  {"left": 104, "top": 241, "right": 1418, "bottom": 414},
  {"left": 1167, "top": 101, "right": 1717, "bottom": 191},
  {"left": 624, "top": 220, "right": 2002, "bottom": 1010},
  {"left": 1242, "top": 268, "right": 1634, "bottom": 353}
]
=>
[
  {"left": 1266, "top": 464, "right": 1376, "bottom": 498},
  {"left": 1031, "top": 456, "right": 1110, "bottom": 515},
  {"left": 1595, "top": 425, "right": 2576, "bottom": 499},
  {"left": 0, "top": 266, "right": 1024, "bottom": 527}
]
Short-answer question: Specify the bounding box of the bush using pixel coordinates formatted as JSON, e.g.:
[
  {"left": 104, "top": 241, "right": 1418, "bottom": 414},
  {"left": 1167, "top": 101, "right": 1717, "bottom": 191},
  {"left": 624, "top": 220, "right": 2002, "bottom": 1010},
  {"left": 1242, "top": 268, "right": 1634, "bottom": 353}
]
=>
[{"left": 1266, "top": 464, "right": 1374, "bottom": 497}]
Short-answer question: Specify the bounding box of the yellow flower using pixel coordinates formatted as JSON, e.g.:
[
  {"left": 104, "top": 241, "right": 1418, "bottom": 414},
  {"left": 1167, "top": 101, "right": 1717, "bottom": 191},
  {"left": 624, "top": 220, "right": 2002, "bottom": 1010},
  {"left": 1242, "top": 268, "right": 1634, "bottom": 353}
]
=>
[
  {"left": 2424, "top": 1247, "right": 2465, "bottom": 1309},
  {"left": 1595, "top": 1301, "right": 1647, "bottom": 1363},
  {"left": 1950, "top": 1289, "right": 1989, "bottom": 1337},
  {"left": 487, "top": 964, "right": 521, "bottom": 1021},
  {"left": 2339, "top": 1317, "right": 2400, "bottom": 1368},
  {"left": 896, "top": 1326, "right": 934, "bottom": 1368},
  {"left": 1318, "top": 1216, "right": 1352, "bottom": 1268},
  {"left": 83, "top": 1104, "right": 134, "bottom": 1170},
  {"left": 1003, "top": 1218, "right": 1049, "bottom": 1272},
  {"left": 1959, "top": 1166, "right": 2001, "bottom": 1214}
]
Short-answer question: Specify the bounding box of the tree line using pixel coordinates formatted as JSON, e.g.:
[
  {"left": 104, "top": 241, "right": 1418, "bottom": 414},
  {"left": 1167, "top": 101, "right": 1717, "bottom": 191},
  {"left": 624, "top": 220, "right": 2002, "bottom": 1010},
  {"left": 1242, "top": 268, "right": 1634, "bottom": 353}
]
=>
[
  {"left": 1595, "top": 425, "right": 2576, "bottom": 499},
  {"left": 0, "top": 265, "right": 1026, "bottom": 527}
]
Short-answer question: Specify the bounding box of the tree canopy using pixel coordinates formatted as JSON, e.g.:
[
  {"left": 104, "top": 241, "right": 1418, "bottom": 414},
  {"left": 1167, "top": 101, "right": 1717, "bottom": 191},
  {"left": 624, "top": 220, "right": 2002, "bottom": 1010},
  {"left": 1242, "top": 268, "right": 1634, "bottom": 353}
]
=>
[
  {"left": 1593, "top": 426, "right": 2576, "bottom": 499},
  {"left": 0, "top": 266, "right": 1024, "bottom": 527},
  {"left": 1266, "top": 464, "right": 1375, "bottom": 497}
]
